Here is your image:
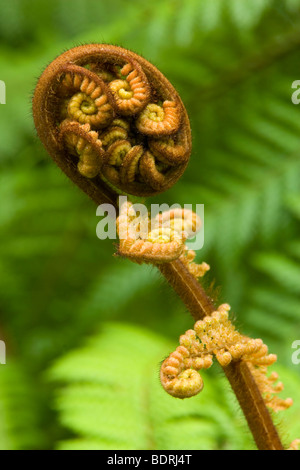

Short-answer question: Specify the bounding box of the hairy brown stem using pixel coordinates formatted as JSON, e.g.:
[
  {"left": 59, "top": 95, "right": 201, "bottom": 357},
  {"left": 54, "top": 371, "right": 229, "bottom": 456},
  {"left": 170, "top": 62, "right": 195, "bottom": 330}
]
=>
[
  {"left": 159, "top": 260, "right": 284, "bottom": 450},
  {"left": 224, "top": 361, "right": 283, "bottom": 450}
]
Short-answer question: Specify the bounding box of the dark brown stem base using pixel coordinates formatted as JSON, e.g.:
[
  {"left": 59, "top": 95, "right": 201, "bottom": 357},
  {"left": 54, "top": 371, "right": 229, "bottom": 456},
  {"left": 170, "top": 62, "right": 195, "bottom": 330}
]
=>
[{"left": 158, "top": 259, "right": 284, "bottom": 451}]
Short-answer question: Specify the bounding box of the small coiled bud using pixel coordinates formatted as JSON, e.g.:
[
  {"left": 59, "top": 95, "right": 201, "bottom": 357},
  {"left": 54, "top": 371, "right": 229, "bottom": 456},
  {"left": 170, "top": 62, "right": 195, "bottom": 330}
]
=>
[
  {"left": 162, "top": 369, "right": 204, "bottom": 399},
  {"left": 160, "top": 345, "right": 205, "bottom": 399}
]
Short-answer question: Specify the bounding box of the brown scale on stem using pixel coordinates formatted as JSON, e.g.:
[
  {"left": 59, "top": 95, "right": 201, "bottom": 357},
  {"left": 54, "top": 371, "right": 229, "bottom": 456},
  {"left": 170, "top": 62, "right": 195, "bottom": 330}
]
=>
[{"left": 32, "top": 44, "right": 191, "bottom": 201}]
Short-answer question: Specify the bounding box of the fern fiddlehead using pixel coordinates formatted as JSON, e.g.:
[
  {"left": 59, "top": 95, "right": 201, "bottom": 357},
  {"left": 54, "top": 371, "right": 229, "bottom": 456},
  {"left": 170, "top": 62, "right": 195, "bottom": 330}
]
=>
[
  {"left": 32, "top": 44, "right": 296, "bottom": 451},
  {"left": 32, "top": 44, "right": 191, "bottom": 202}
]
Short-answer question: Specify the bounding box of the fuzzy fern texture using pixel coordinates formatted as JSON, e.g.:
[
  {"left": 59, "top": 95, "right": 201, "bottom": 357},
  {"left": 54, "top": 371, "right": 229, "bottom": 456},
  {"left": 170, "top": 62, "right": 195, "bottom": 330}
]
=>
[{"left": 0, "top": 0, "right": 300, "bottom": 451}]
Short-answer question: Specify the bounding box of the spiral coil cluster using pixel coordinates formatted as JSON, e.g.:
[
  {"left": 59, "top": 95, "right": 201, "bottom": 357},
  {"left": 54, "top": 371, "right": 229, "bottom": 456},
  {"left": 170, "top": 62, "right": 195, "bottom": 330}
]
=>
[
  {"left": 116, "top": 201, "right": 201, "bottom": 264},
  {"left": 33, "top": 45, "right": 191, "bottom": 201}
]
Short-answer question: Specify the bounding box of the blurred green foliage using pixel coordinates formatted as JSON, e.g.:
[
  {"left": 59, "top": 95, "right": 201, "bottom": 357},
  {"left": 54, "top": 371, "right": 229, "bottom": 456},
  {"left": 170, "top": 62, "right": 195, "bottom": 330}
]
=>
[{"left": 0, "top": 0, "right": 300, "bottom": 450}]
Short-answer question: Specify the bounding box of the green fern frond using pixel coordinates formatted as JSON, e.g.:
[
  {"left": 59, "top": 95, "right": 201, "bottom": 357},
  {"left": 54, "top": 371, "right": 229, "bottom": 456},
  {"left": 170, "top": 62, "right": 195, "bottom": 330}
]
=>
[
  {"left": 286, "top": 194, "right": 300, "bottom": 219},
  {"left": 0, "top": 362, "right": 45, "bottom": 450},
  {"left": 227, "top": 0, "right": 270, "bottom": 29},
  {"left": 238, "top": 242, "right": 300, "bottom": 360},
  {"left": 79, "top": 261, "right": 160, "bottom": 319},
  {"left": 252, "top": 252, "right": 300, "bottom": 295}
]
